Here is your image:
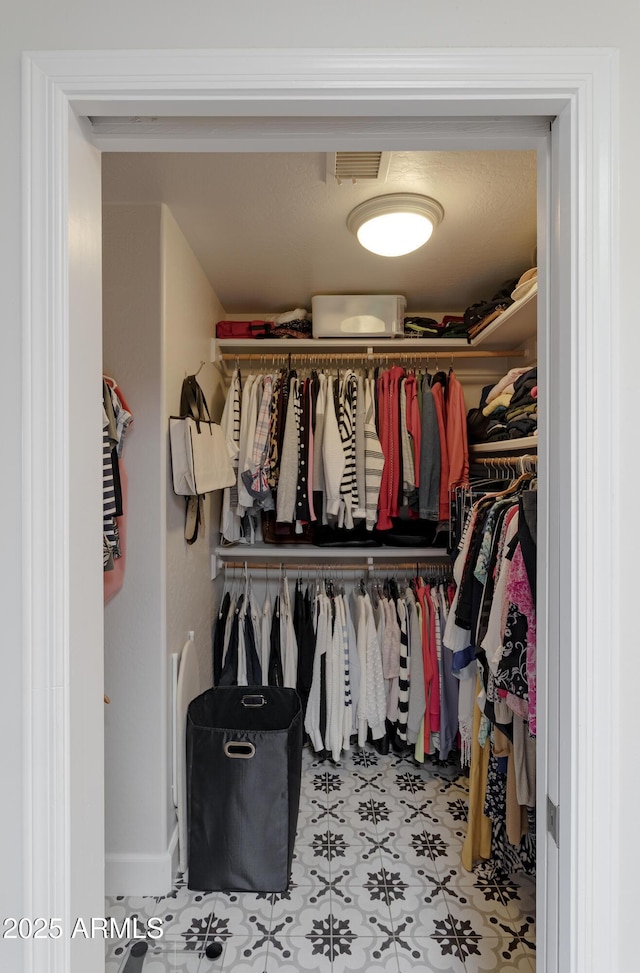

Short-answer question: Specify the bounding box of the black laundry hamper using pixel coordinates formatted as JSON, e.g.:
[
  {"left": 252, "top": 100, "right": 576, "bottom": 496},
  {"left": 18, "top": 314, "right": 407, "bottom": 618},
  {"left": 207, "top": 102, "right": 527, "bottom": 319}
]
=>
[{"left": 186, "top": 685, "right": 302, "bottom": 892}]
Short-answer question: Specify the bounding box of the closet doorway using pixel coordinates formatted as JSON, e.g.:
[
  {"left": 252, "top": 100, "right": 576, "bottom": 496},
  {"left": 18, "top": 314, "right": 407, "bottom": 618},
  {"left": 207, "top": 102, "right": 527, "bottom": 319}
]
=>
[{"left": 23, "top": 48, "right": 618, "bottom": 973}]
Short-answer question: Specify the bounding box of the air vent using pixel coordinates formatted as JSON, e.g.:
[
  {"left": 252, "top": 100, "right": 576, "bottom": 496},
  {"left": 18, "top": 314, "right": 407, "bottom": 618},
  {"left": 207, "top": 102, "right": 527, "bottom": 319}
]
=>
[{"left": 326, "top": 151, "right": 390, "bottom": 184}]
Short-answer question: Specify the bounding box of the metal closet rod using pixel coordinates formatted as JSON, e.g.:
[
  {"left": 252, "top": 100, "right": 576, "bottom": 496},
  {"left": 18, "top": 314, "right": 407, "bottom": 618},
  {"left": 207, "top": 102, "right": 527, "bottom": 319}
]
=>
[
  {"left": 220, "top": 349, "right": 522, "bottom": 362},
  {"left": 221, "top": 560, "right": 450, "bottom": 571}
]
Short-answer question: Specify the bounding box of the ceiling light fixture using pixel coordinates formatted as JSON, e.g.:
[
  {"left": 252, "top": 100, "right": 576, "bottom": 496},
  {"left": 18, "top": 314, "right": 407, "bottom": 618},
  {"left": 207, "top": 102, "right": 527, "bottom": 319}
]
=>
[{"left": 347, "top": 193, "right": 444, "bottom": 257}]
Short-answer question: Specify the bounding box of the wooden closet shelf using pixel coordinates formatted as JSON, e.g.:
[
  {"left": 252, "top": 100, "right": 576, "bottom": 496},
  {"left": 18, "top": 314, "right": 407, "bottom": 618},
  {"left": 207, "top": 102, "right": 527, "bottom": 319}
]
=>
[{"left": 213, "top": 292, "right": 537, "bottom": 356}]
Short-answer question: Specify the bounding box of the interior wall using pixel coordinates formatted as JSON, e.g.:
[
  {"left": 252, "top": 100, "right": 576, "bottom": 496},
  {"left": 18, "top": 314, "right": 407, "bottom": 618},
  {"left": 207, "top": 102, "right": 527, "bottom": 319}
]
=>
[
  {"left": 102, "top": 202, "right": 225, "bottom": 893},
  {"left": 162, "top": 203, "right": 226, "bottom": 847},
  {"left": 103, "top": 203, "right": 166, "bottom": 867}
]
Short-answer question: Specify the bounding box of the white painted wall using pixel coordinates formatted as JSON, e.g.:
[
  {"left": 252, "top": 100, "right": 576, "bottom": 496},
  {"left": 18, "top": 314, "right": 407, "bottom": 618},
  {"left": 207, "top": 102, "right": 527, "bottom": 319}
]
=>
[
  {"left": 3, "top": 6, "right": 640, "bottom": 972},
  {"left": 161, "top": 204, "right": 226, "bottom": 846},
  {"left": 102, "top": 203, "right": 224, "bottom": 893},
  {"left": 102, "top": 204, "right": 168, "bottom": 886}
]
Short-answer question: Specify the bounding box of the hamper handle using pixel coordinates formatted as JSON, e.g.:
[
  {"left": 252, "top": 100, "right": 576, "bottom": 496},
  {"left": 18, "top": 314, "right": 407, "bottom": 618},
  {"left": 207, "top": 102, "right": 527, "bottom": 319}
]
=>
[
  {"left": 224, "top": 741, "right": 256, "bottom": 759},
  {"left": 241, "top": 694, "right": 267, "bottom": 708}
]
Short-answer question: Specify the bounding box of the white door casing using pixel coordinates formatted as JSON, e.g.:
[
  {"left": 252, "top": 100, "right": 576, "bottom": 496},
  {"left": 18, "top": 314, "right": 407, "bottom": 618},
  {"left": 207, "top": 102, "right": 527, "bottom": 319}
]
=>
[{"left": 22, "top": 48, "right": 618, "bottom": 973}]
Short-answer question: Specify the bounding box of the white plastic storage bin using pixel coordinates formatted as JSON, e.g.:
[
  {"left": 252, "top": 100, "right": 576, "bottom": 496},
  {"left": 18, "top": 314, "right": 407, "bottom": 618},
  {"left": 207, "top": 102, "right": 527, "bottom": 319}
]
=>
[{"left": 311, "top": 294, "right": 406, "bottom": 338}]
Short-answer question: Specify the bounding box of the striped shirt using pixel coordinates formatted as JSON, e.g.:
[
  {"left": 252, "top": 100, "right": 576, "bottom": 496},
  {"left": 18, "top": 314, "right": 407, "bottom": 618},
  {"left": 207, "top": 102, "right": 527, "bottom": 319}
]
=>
[
  {"left": 364, "top": 377, "right": 385, "bottom": 530},
  {"left": 396, "top": 596, "right": 410, "bottom": 743}
]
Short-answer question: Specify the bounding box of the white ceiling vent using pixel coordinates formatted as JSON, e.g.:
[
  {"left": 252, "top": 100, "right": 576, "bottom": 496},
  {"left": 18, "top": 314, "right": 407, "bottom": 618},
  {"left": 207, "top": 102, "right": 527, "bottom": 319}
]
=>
[{"left": 326, "top": 151, "right": 391, "bottom": 184}]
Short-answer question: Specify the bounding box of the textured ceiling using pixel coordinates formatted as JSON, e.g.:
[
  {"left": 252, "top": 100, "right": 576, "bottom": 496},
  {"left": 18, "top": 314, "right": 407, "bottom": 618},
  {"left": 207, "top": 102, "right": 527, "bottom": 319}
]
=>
[{"left": 102, "top": 150, "right": 537, "bottom": 314}]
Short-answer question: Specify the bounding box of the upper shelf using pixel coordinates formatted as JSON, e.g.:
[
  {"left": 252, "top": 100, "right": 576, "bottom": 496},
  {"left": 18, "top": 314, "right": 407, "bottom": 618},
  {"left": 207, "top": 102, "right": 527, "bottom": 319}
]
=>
[
  {"left": 213, "top": 292, "right": 537, "bottom": 357},
  {"left": 468, "top": 291, "right": 536, "bottom": 350}
]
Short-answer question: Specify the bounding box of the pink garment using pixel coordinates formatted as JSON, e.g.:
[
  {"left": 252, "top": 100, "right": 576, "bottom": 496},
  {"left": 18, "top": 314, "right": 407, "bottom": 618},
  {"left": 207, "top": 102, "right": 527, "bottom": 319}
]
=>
[
  {"left": 446, "top": 369, "right": 469, "bottom": 492},
  {"left": 497, "top": 688, "right": 530, "bottom": 720},
  {"left": 424, "top": 586, "right": 441, "bottom": 734},
  {"left": 486, "top": 366, "right": 532, "bottom": 404},
  {"left": 506, "top": 543, "right": 537, "bottom": 736}
]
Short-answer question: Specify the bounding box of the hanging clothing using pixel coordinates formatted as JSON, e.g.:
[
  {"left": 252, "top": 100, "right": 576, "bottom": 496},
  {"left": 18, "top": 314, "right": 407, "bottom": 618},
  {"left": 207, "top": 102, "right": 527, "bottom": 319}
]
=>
[
  {"left": 446, "top": 369, "right": 470, "bottom": 492},
  {"left": 430, "top": 378, "right": 450, "bottom": 522},
  {"left": 364, "top": 376, "right": 385, "bottom": 530},
  {"left": 102, "top": 376, "right": 133, "bottom": 600},
  {"left": 276, "top": 374, "right": 300, "bottom": 523},
  {"left": 418, "top": 376, "right": 440, "bottom": 522}
]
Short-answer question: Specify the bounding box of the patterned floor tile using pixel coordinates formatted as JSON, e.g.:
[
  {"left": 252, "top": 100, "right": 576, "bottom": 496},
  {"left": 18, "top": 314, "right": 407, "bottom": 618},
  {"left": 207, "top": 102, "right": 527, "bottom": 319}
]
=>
[
  {"left": 486, "top": 913, "right": 537, "bottom": 958},
  {"left": 378, "top": 838, "right": 442, "bottom": 886},
  {"left": 351, "top": 768, "right": 389, "bottom": 797},
  {"left": 328, "top": 888, "right": 394, "bottom": 935},
  {"left": 217, "top": 935, "right": 270, "bottom": 972},
  {"left": 331, "top": 936, "right": 401, "bottom": 973},
  {"left": 459, "top": 935, "right": 536, "bottom": 972},
  {"left": 265, "top": 886, "right": 333, "bottom": 938},
  {"left": 438, "top": 901, "right": 519, "bottom": 945},
  {"left": 331, "top": 854, "right": 401, "bottom": 888},
  {"left": 442, "top": 872, "right": 524, "bottom": 925},
  {"left": 328, "top": 793, "right": 380, "bottom": 836},
  {"left": 395, "top": 935, "right": 468, "bottom": 972},
  {"left": 384, "top": 885, "right": 450, "bottom": 932},
  {"left": 420, "top": 830, "right": 467, "bottom": 877},
  {"left": 263, "top": 935, "right": 332, "bottom": 971},
  {"left": 291, "top": 839, "right": 333, "bottom": 882},
  {"left": 268, "top": 882, "right": 321, "bottom": 918},
  {"left": 300, "top": 770, "right": 331, "bottom": 801},
  {"left": 106, "top": 750, "right": 535, "bottom": 972},
  {"left": 347, "top": 747, "right": 383, "bottom": 772},
  {"left": 391, "top": 890, "right": 452, "bottom": 940},
  {"left": 499, "top": 873, "right": 536, "bottom": 917},
  {"left": 297, "top": 796, "right": 331, "bottom": 827},
  {"left": 156, "top": 889, "right": 217, "bottom": 947},
  {"left": 289, "top": 855, "right": 328, "bottom": 887},
  {"left": 389, "top": 795, "right": 438, "bottom": 830},
  {"left": 211, "top": 891, "right": 273, "bottom": 937}
]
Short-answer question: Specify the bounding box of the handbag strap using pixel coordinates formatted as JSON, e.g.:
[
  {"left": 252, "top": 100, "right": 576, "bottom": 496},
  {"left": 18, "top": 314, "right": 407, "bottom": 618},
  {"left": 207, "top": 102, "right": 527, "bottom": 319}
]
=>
[
  {"left": 184, "top": 495, "right": 204, "bottom": 544},
  {"left": 180, "top": 375, "right": 212, "bottom": 430},
  {"left": 180, "top": 377, "right": 211, "bottom": 542}
]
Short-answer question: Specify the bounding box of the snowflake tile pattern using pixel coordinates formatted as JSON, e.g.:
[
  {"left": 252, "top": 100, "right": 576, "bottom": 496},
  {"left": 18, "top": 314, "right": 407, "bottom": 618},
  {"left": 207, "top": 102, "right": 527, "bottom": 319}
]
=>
[{"left": 107, "top": 745, "right": 535, "bottom": 972}]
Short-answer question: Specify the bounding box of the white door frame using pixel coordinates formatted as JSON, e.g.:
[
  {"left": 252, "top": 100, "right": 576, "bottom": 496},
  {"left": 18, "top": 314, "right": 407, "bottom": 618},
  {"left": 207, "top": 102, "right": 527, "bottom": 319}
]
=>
[{"left": 22, "top": 48, "right": 618, "bottom": 973}]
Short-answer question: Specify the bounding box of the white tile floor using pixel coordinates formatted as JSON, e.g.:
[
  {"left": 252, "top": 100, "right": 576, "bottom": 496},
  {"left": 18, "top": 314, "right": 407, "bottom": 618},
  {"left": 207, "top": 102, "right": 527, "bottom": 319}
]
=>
[{"left": 105, "top": 745, "right": 536, "bottom": 972}]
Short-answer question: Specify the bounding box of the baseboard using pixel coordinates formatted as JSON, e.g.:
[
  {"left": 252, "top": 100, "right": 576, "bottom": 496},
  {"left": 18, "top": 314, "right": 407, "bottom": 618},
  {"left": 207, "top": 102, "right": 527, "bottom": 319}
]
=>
[{"left": 105, "top": 824, "right": 179, "bottom": 897}]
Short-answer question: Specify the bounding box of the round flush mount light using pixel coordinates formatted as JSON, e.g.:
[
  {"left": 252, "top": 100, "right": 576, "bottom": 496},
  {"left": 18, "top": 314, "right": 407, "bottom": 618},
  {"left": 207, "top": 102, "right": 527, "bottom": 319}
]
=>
[{"left": 347, "top": 193, "right": 445, "bottom": 257}]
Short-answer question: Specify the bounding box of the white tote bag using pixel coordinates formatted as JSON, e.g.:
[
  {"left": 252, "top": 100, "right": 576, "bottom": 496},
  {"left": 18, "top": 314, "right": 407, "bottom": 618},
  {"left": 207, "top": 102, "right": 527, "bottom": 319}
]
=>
[
  {"left": 169, "top": 375, "right": 235, "bottom": 496},
  {"left": 169, "top": 415, "right": 235, "bottom": 495}
]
